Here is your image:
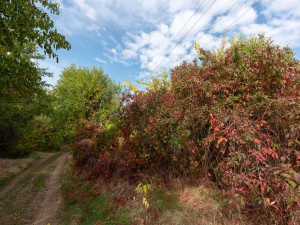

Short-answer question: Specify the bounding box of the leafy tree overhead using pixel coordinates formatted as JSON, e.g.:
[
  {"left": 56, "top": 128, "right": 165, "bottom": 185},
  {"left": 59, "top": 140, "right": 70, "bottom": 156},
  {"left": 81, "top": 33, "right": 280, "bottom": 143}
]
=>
[
  {"left": 0, "top": 0, "right": 71, "bottom": 61},
  {"left": 53, "top": 64, "right": 122, "bottom": 139},
  {"left": 0, "top": 41, "right": 53, "bottom": 99},
  {"left": 0, "top": 0, "right": 71, "bottom": 99}
]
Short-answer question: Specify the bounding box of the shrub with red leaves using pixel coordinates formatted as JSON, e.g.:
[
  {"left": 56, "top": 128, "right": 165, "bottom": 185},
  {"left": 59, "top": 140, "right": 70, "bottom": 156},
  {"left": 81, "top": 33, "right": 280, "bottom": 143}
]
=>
[{"left": 72, "top": 34, "right": 300, "bottom": 224}]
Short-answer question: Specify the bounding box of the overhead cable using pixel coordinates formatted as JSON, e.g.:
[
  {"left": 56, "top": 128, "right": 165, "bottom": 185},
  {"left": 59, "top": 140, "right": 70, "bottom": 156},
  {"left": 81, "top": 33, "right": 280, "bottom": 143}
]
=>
[
  {"left": 170, "top": 0, "right": 242, "bottom": 68},
  {"left": 175, "top": 0, "right": 262, "bottom": 67},
  {"left": 152, "top": 0, "right": 217, "bottom": 73},
  {"left": 149, "top": 0, "right": 206, "bottom": 71}
]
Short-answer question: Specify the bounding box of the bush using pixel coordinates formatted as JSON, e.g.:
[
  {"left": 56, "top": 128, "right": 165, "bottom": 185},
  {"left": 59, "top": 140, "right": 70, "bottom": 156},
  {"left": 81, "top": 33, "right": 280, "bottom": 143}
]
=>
[
  {"left": 73, "top": 34, "right": 300, "bottom": 224},
  {"left": 19, "top": 115, "right": 61, "bottom": 153}
]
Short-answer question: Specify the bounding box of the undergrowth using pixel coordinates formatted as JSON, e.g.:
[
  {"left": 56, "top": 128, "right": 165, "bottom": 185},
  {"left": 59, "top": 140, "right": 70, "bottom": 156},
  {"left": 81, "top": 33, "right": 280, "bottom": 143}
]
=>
[
  {"left": 60, "top": 156, "right": 247, "bottom": 224},
  {"left": 71, "top": 33, "right": 300, "bottom": 224}
]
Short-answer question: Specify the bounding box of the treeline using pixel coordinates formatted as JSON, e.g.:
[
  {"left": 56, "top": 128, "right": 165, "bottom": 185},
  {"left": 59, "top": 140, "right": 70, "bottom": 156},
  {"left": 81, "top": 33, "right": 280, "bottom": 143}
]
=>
[{"left": 0, "top": 0, "right": 121, "bottom": 157}]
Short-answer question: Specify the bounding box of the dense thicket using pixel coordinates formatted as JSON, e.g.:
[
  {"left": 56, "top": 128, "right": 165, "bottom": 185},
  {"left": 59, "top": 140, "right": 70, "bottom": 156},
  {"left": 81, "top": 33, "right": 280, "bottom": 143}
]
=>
[
  {"left": 0, "top": 0, "right": 70, "bottom": 157},
  {"left": 73, "top": 34, "right": 300, "bottom": 224}
]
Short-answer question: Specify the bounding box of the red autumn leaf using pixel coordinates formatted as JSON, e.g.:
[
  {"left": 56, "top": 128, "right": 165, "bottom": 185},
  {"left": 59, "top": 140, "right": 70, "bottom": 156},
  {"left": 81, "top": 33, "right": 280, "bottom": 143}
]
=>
[
  {"left": 196, "top": 219, "right": 200, "bottom": 225},
  {"left": 254, "top": 139, "right": 260, "bottom": 144},
  {"left": 237, "top": 220, "right": 240, "bottom": 224}
]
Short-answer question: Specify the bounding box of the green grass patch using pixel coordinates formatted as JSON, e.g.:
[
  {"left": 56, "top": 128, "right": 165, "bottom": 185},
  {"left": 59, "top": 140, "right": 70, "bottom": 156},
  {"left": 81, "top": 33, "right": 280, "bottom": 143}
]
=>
[
  {"left": 59, "top": 157, "right": 248, "bottom": 225},
  {"left": 0, "top": 152, "right": 60, "bottom": 190},
  {"left": 148, "top": 187, "right": 180, "bottom": 212},
  {"left": 0, "top": 172, "right": 21, "bottom": 189},
  {"left": 30, "top": 153, "right": 42, "bottom": 161},
  {"left": 59, "top": 158, "right": 133, "bottom": 225},
  {"left": 0, "top": 153, "right": 63, "bottom": 225},
  {"left": 19, "top": 152, "right": 62, "bottom": 186}
]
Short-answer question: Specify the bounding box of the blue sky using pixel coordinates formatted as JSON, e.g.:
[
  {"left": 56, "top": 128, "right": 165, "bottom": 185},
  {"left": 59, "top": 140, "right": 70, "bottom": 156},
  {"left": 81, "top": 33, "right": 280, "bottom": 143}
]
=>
[{"left": 39, "top": 0, "right": 300, "bottom": 91}]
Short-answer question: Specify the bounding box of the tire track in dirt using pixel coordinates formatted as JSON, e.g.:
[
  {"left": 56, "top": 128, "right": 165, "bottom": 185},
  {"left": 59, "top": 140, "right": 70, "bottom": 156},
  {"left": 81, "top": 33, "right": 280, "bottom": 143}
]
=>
[
  {"left": 0, "top": 152, "right": 69, "bottom": 225},
  {"left": 30, "top": 152, "right": 69, "bottom": 225},
  {"left": 0, "top": 153, "right": 57, "bottom": 199}
]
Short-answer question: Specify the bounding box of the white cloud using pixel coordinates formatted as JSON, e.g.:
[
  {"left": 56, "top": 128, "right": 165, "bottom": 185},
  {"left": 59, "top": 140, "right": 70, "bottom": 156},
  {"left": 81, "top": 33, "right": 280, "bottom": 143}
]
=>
[
  {"left": 110, "top": 49, "right": 117, "bottom": 55},
  {"left": 109, "top": 35, "right": 117, "bottom": 43},
  {"left": 87, "top": 24, "right": 101, "bottom": 36},
  {"left": 53, "top": 0, "right": 300, "bottom": 75},
  {"left": 112, "top": 0, "right": 300, "bottom": 72},
  {"left": 261, "top": 0, "right": 300, "bottom": 20},
  {"left": 122, "top": 49, "right": 137, "bottom": 60},
  {"left": 136, "top": 71, "right": 152, "bottom": 80},
  {"left": 95, "top": 58, "right": 107, "bottom": 64},
  {"left": 73, "top": 0, "right": 97, "bottom": 21}
]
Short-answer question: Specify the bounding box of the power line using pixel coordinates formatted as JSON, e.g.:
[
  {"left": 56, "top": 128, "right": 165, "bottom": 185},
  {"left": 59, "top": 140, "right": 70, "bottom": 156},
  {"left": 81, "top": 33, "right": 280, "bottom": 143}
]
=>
[
  {"left": 170, "top": 0, "right": 242, "bottom": 68},
  {"left": 174, "top": 0, "right": 262, "bottom": 67},
  {"left": 149, "top": 0, "right": 206, "bottom": 71},
  {"left": 152, "top": 0, "right": 217, "bottom": 73},
  {"left": 186, "top": 0, "right": 262, "bottom": 63}
]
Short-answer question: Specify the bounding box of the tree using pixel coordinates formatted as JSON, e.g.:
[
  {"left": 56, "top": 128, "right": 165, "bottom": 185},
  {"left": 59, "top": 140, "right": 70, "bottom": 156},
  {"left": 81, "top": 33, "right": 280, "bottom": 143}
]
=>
[
  {"left": 0, "top": 0, "right": 70, "bottom": 157},
  {"left": 0, "top": 0, "right": 71, "bottom": 61},
  {"left": 53, "top": 64, "right": 122, "bottom": 139},
  {"left": 0, "top": 87, "right": 55, "bottom": 157},
  {"left": 0, "top": 0, "right": 70, "bottom": 99},
  {"left": 0, "top": 41, "right": 53, "bottom": 99}
]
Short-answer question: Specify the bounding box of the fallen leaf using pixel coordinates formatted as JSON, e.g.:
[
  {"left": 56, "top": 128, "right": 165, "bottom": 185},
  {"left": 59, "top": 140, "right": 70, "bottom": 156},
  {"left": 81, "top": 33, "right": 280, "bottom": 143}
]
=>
[{"left": 254, "top": 139, "right": 260, "bottom": 144}]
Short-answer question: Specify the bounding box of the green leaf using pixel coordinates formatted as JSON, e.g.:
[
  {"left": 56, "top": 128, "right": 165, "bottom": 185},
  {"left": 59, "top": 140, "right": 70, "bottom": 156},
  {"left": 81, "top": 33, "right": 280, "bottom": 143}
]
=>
[
  {"left": 282, "top": 173, "right": 291, "bottom": 178},
  {"left": 241, "top": 197, "right": 245, "bottom": 206},
  {"left": 289, "top": 180, "right": 297, "bottom": 188}
]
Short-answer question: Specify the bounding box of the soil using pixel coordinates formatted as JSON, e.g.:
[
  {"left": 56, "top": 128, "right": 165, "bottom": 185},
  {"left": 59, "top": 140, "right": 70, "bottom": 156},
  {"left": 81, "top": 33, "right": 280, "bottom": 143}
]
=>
[{"left": 0, "top": 152, "right": 69, "bottom": 225}]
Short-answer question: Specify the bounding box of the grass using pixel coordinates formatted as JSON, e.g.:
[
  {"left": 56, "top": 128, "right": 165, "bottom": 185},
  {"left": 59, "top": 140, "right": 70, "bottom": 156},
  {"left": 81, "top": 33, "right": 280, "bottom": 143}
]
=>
[
  {"left": 0, "top": 152, "right": 64, "bottom": 225},
  {"left": 59, "top": 156, "right": 249, "bottom": 225},
  {"left": 18, "top": 152, "right": 62, "bottom": 189},
  {"left": 59, "top": 157, "right": 132, "bottom": 224},
  {"left": 30, "top": 153, "right": 42, "bottom": 161},
  {"left": 0, "top": 172, "right": 22, "bottom": 189},
  {"left": 0, "top": 152, "right": 47, "bottom": 189}
]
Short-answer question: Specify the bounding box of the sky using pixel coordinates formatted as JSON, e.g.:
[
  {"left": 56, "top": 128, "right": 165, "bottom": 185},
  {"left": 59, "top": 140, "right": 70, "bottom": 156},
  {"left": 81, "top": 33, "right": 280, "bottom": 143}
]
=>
[{"left": 39, "top": 0, "right": 300, "bottom": 91}]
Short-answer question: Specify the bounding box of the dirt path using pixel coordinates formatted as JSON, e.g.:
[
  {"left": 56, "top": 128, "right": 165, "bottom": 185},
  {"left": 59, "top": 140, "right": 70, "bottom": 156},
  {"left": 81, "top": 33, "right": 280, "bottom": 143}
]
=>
[
  {"left": 0, "top": 152, "right": 69, "bottom": 225},
  {"left": 0, "top": 153, "right": 57, "bottom": 199},
  {"left": 31, "top": 153, "right": 69, "bottom": 225}
]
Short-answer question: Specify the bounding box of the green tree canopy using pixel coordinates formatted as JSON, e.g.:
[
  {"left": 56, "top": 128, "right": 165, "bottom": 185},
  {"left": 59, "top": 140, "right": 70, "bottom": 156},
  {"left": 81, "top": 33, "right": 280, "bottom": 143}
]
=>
[
  {"left": 0, "top": 0, "right": 71, "bottom": 99},
  {"left": 0, "top": 0, "right": 71, "bottom": 60},
  {"left": 53, "top": 64, "right": 122, "bottom": 138},
  {"left": 0, "top": 41, "right": 53, "bottom": 100}
]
